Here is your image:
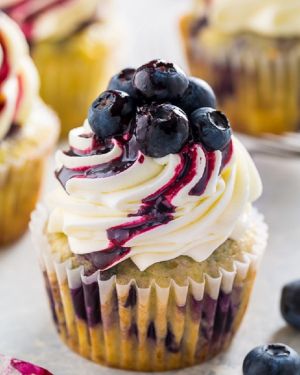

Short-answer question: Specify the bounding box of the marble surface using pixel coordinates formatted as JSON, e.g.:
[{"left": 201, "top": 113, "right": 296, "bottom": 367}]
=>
[{"left": 1, "top": 0, "right": 300, "bottom": 374}]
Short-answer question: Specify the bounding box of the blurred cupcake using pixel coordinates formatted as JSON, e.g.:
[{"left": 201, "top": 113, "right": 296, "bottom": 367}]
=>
[
  {"left": 180, "top": 0, "right": 300, "bottom": 135},
  {"left": 30, "top": 60, "right": 267, "bottom": 371},
  {"left": 1, "top": 0, "right": 119, "bottom": 137},
  {"left": 0, "top": 13, "right": 59, "bottom": 246}
]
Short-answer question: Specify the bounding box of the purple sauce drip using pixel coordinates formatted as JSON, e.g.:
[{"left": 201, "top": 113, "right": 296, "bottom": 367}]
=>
[
  {"left": 57, "top": 138, "right": 233, "bottom": 270},
  {"left": 11, "top": 359, "right": 52, "bottom": 375},
  {"left": 2, "top": 0, "right": 76, "bottom": 43},
  {"left": 83, "top": 246, "right": 130, "bottom": 271},
  {"left": 56, "top": 136, "right": 139, "bottom": 186}
]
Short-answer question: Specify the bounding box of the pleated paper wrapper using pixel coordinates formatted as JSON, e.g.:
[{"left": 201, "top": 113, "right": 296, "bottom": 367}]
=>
[{"left": 30, "top": 205, "right": 267, "bottom": 371}]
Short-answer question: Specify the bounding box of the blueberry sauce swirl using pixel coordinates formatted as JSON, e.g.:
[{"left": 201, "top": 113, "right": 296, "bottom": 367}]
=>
[
  {"left": 1, "top": 0, "right": 105, "bottom": 44},
  {"left": 0, "top": 13, "right": 39, "bottom": 141}
]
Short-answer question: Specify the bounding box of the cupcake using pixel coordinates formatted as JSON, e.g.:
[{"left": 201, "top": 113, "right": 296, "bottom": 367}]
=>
[
  {"left": 1, "top": 0, "right": 119, "bottom": 137},
  {"left": 30, "top": 60, "right": 267, "bottom": 371},
  {"left": 0, "top": 354, "right": 52, "bottom": 375},
  {"left": 0, "top": 13, "right": 59, "bottom": 246},
  {"left": 180, "top": 0, "right": 300, "bottom": 135}
]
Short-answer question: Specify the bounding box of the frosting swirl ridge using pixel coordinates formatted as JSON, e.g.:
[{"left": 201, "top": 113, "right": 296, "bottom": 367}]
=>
[{"left": 48, "top": 120, "right": 262, "bottom": 271}]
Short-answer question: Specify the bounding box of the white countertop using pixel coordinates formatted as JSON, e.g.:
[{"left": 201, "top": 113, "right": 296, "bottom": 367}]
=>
[{"left": 1, "top": 1, "right": 300, "bottom": 374}]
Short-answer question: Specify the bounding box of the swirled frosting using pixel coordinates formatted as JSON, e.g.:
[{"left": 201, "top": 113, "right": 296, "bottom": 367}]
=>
[
  {"left": 194, "top": 0, "right": 300, "bottom": 37},
  {"left": 0, "top": 12, "right": 38, "bottom": 141},
  {"left": 48, "top": 119, "right": 262, "bottom": 271},
  {"left": 0, "top": 0, "right": 109, "bottom": 43}
]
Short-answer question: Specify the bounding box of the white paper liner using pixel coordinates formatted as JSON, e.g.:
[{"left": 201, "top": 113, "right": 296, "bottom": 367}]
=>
[{"left": 30, "top": 204, "right": 268, "bottom": 370}]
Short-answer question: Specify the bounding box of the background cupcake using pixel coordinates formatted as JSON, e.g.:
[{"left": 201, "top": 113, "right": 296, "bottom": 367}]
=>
[
  {"left": 31, "top": 60, "right": 267, "bottom": 371},
  {"left": 0, "top": 13, "right": 59, "bottom": 246},
  {"left": 1, "top": 0, "right": 119, "bottom": 137},
  {"left": 180, "top": 0, "right": 300, "bottom": 136}
]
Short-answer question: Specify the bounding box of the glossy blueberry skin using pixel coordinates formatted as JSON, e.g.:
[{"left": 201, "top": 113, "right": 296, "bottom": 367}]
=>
[
  {"left": 191, "top": 107, "right": 231, "bottom": 151},
  {"left": 281, "top": 280, "right": 300, "bottom": 330},
  {"left": 135, "top": 103, "right": 189, "bottom": 157},
  {"left": 243, "top": 344, "right": 300, "bottom": 375},
  {"left": 107, "top": 68, "right": 137, "bottom": 98},
  {"left": 88, "top": 90, "right": 135, "bottom": 139},
  {"left": 176, "top": 77, "right": 216, "bottom": 114},
  {"left": 133, "top": 59, "right": 189, "bottom": 101}
]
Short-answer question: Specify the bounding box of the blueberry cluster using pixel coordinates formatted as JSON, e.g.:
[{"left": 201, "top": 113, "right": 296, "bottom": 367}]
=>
[{"left": 88, "top": 59, "right": 231, "bottom": 157}]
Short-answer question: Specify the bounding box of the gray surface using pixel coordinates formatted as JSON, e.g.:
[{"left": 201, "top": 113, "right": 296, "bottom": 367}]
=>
[{"left": 1, "top": 0, "right": 300, "bottom": 374}]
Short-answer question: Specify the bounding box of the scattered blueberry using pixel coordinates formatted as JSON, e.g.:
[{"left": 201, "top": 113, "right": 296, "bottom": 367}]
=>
[
  {"left": 176, "top": 77, "right": 216, "bottom": 114},
  {"left": 107, "top": 68, "right": 137, "bottom": 98},
  {"left": 281, "top": 280, "right": 300, "bottom": 330},
  {"left": 191, "top": 107, "right": 231, "bottom": 151},
  {"left": 133, "top": 59, "right": 189, "bottom": 101},
  {"left": 135, "top": 103, "right": 189, "bottom": 157},
  {"left": 243, "top": 344, "right": 300, "bottom": 375},
  {"left": 88, "top": 90, "right": 135, "bottom": 139}
]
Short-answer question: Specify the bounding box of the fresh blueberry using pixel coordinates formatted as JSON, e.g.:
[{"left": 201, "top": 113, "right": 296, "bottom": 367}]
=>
[
  {"left": 281, "top": 280, "right": 300, "bottom": 330},
  {"left": 133, "top": 59, "right": 189, "bottom": 101},
  {"left": 243, "top": 344, "right": 300, "bottom": 375},
  {"left": 88, "top": 90, "right": 135, "bottom": 139},
  {"left": 135, "top": 103, "right": 189, "bottom": 157},
  {"left": 107, "top": 68, "right": 137, "bottom": 98},
  {"left": 176, "top": 77, "right": 216, "bottom": 114},
  {"left": 191, "top": 107, "right": 231, "bottom": 151}
]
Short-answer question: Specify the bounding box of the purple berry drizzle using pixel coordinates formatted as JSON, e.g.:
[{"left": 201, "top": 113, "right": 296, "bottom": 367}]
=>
[
  {"left": 10, "top": 359, "right": 52, "bottom": 375},
  {"left": 56, "top": 135, "right": 233, "bottom": 270},
  {"left": 1, "top": 0, "right": 95, "bottom": 45},
  {"left": 0, "top": 35, "right": 23, "bottom": 140}
]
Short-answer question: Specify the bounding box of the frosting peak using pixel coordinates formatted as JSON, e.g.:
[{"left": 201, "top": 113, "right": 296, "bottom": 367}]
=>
[
  {"left": 195, "top": 0, "right": 300, "bottom": 37},
  {"left": 0, "top": 12, "right": 39, "bottom": 140}
]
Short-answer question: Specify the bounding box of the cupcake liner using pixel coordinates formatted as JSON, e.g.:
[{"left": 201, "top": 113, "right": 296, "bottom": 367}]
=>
[
  {"left": 180, "top": 14, "right": 300, "bottom": 135},
  {"left": 30, "top": 205, "right": 267, "bottom": 371},
  {"left": 32, "top": 20, "right": 120, "bottom": 138},
  {"left": 0, "top": 106, "right": 59, "bottom": 246}
]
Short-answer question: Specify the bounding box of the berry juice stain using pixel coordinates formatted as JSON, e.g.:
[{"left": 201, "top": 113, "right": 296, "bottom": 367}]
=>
[{"left": 11, "top": 358, "right": 52, "bottom": 375}]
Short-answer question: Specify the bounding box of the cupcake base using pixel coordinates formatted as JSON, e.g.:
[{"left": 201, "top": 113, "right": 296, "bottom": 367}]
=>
[
  {"left": 0, "top": 104, "right": 59, "bottom": 246},
  {"left": 31, "top": 207, "right": 267, "bottom": 371},
  {"left": 180, "top": 14, "right": 300, "bottom": 136},
  {"left": 43, "top": 268, "right": 256, "bottom": 371}
]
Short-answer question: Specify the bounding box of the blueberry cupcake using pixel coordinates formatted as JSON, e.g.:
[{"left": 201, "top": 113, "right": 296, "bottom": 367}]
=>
[
  {"left": 0, "top": 13, "right": 59, "bottom": 245},
  {"left": 31, "top": 60, "right": 267, "bottom": 371},
  {"left": 1, "top": 0, "right": 118, "bottom": 137},
  {"left": 0, "top": 354, "right": 52, "bottom": 375},
  {"left": 180, "top": 0, "right": 300, "bottom": 135}
]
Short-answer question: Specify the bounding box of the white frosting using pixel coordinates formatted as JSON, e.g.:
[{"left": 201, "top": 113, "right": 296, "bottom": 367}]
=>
[
  {"left": 0, "top": 12, "right": 39, "bottom": 140},
  {"left": 0, "top": 0, "right": 112, "bottom": 42},
  {"left": 195, "top": 0, "right": 300, "bottom": 37},
  {"left": 48, "top": 120, "right": 262, "bottom": 271}
]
